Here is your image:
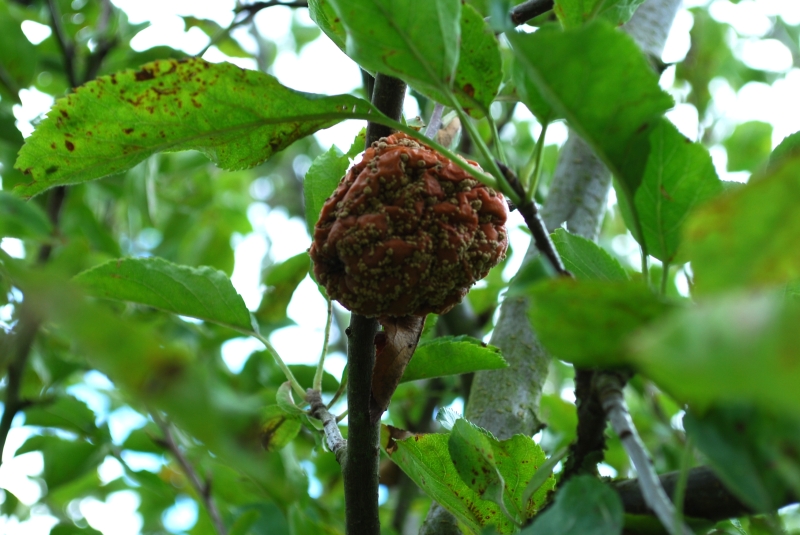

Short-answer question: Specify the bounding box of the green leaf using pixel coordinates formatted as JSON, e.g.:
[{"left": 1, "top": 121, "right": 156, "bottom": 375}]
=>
[
  {"left": 554, "top": 0, "right": 647, "bottom": 29},
  {"left": 508, "top": 21, "right": 673, "bottom": 240},
  {"left": 684, "top": 406, "right": 800, "bottom": 513},
  {"left": 182, "top": 17, "right": 253, "bottom": 58},
  {"left": 430, "top": 4, "right": 502, "bottom": 116},
  {"left": 265, "top": 254, "right": 310, "bottom": 288},
  {"left": 304, "top": 146, "right": 350, "bottom": 234},
  {"left": 400, "top": 336, "right": 508, "bottom": 383},
  {"left": 73, "top": 256, "right": 252, "bottom": 332},
  {"left": 675, "top": 9, "right": 734, "bottom": 118},
  {"left": 0, "top": 3, "right": 37, "bottom": 102},
  {"left": 769, "top": 130, "right": 800, "bottom": 168},
  {"left": 630, "top": 292, "right": 800, "bottom": 419},
  {"left": 23, "top": 396, "right": 97, "bottom": 436},
  {"left": 597, "top": 0, "right": 648, "bottom": 25},
  {"left": 550, "top": 229, "right": 628, "bottom": 281},
  {"left": 451, "top": 420, "right": 553, "bottom": 528},
  {"left": 527, "top": 279, "right": 673, "bottom": 367},
  {"left": 276, "top": 382, "right": 305, "bottom": 416},
  {"left": 308, "top": 0, "right": 347, "bottom": 51},
  {"left": 16, "top": 435, "right": 106, "bottom": 491},
  {"left": 228, "top": 510, "right": 261, "bottom": 535},
  {"left": 14, "top": 58, "right": 366, "bottom": 198},
  {"left": 303, "top": 130, "right": 365, "bottom": 235},
  {"left": 723, "top": 120, "right": 773, "bottom": 172},
  {"left": 256, "top": 253, "right": 310, "bottom": 328},
  {"left": 50, "top": 524, "right": 103, "bottom": 535},
  {"left": 121, "top": 426, "right": 163, "bottom": 454},
  {"left": 683, "top": 154, "right": 800, "bottom": 295},
  {"left": 381, "top": 423, "right": 552, "bottom": 534},
  {"left": 327, "top": 0, "right": 460, "bottom": 97},
  {"left": 511, "top": 56, "right": 556, "bottom": 123},
  {"left": 287, "top": 364, "right": 339, "bottom": 393},
  {"left": 449, "top": 420, "right": 507, "bottom": 511},
  {"left": 521, "top": 475, "right": 624, "bottom": 535},
  {"left": 260, "top": 405, "right": 302, "bottom": 452},
  {"left": 625, "top": 119, "right": 722, "bottom": 263},
  {"left": 381, "top": 426, "right": 490, "bottom": 534},
  {"left": 0, "top": 191, "right": 53, "bottom": 240}
]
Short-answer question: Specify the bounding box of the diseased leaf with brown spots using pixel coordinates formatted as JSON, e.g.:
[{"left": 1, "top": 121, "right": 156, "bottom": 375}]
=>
[
  {"left": 260, "top": 405, "right": 302, "bottom": 452},
  {"left": 380, "top": 421, "right": 553, "bottom": 534},
  {"left": 14, "top": 58, "right": 367, "bottom": 198}
]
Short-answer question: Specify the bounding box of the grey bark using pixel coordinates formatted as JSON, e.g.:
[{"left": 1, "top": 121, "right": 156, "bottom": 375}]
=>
[{"left": 420, "top": 0, "right": 681, "bottom": 532}]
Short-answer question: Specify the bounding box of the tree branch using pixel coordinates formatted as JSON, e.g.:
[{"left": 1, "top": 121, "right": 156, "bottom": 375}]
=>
[
  {"left": 344, "top": 314, "right": 381, "bottom": 535},
  {"left": 0, "top": 309, "right": 38, "bottom": 467},
  {"left": 510, "top": 0, "right": 555, "bottom": 26},
  {"left": 340, "top": 72, "right": 408, "bottom": 535},
  {"left": 500, "top": 162, "right": 571, "bottom": 277},
  {"left": 47, "top": 0, "right": 78, "bottom": 88},
  {"left": 596, "top": 372, "right": 692, "bottom": 535},
  {"left": 0, "top": 62, "right": 21, "bottom": 103},
  {"left": 559, "top": 368, "right": 608, "bottom": 481},
  {"left": 83, "top": 0, "right": 117, "bottom": 83},
  {"left": 613, "top": 466, "right": 796, "bottom": 522},
  {"left": 307, "top": 389, "right": 347, "bottom": 466},
  {"left": 153, "top": 413, "right": 228, "bottom": 535},
  {"left": 545, "top": 0, "right": 684, "bottom": 496},
  {"left": 197, "top": 1, "right": 308, "bottom": 58}
]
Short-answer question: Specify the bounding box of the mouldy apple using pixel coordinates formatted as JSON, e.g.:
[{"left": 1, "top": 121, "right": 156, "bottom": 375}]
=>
[{"left": 309, "top": 133, "right": 508, "bottom": 317}]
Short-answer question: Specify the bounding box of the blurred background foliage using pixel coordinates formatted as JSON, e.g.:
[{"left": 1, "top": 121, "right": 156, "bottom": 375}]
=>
[{"left": 0, "top": 0, "right": 799, "bottom": 534}]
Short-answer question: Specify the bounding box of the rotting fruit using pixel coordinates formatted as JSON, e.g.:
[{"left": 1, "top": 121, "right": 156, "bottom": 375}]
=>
[{"left": 309, "top": 132, "right": 508, "bottom": 318}]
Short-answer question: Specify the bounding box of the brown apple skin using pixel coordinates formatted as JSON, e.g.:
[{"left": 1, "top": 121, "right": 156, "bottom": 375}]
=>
[{"left": 309, "top": 133, "right": 508, "bottom": 318}]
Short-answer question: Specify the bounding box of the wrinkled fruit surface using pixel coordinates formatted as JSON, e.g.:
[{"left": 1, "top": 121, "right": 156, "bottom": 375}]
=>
[{"left": 309, "top": 133, "right": 508, "bottom": 317}]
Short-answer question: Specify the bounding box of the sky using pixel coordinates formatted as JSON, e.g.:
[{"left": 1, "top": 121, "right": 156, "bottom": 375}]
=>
[{"left": 3, "top": 0, "right": 800, "bottom": 533}]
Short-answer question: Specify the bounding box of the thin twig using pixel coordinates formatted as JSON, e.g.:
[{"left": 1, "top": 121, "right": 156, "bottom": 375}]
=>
[
  {"left": 327, "top": 367, "right": 348, "bottom": 409},
  {"left": 84, "top": 0, "right": 117, "bottom": 83},
  {"left": 596, "top": 372, "right": 693, "bottom": 535},
  {"left": 510, "top": 0, "right": 555, "bottom": 25},
  {"left": 497, "top": 162, "right": 571, "bottom": 277},
  {"left": 196, "top": 1, "right": 308, "bottom": 58},
  {"left": 47, "top": 0, "right": 78, "bottom": 88},
  {"left": 0, "top": 310, "right": 38, "bottom": 467},
  {"left": 0, "top": 63, "right": 21, "bottom": 102},
  {"left": 250, "top": 331, "right": 306, "bottom": 398},
  {"left": 307, "top": 389, "right": 347, "bottom": 466},
  {"left": 424, "top": 103, "right": 445, "bottom": 139},
  {"left": 153, "top": 413, "right": 228, "bottom": 535},
  {"left": 612, "top": 466, "right": 762, "bottom": 521},
  {"left": 313, "top": 297, "right": 333, "bottom": 391}
]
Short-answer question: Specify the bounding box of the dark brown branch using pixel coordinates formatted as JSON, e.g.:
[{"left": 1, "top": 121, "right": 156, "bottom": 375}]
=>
[
  {"left": 83, "top": 0, "right": 116, "bottom": 82},
  {"left": 153, "top": 414, "right": 227, "bottom": 535},
  {"left": 197, "top": 1, "right": 308, "bottom": 58},
  {"left": 498, "top": 162, "right": 570, "bottom": 277},
  {"left": 47, "top": 0, "right": 78, "bottom": 88},
  {"left": 341, "top": 73, "right": 408, "bottom": 535},
  {"left": 344, "top": 314, "right": 381, "bottom": 535},
  {"left": 1, "top": 182, "right": 70, "bottom": 463},
  {"left": 0, "top": 309, "right": 39, "bottom": 467},
  {"left": 365, "top": 75, "right": 407, "bottom": 143},
  {"left": 560, "top": 368, "right": 607, "bottom": 482},
  {"left": 510, "top": 0, "right": 555, "bottom": 25},
  {"left": 239, "top": 0, "right": 309, "bottom": 14},
  {"left": 614, "top": 466, "right": 778, "bottom": 522},
  {"left": 0, "top": 62, "right": 21, "bottom": 102}
]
